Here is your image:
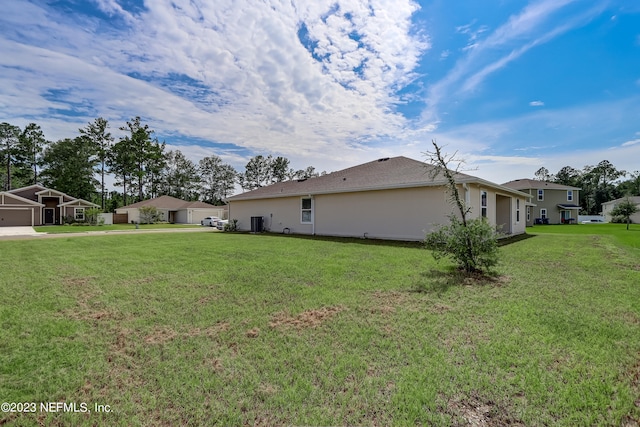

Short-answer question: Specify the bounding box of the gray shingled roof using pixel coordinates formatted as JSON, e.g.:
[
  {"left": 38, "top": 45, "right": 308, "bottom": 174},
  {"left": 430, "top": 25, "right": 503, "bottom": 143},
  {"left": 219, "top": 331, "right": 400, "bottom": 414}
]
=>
[
  {"left": 602, "top": 196, "right": 640, "bottom": 206},
  {"left": 502, "top": 179, "right": 580, "bottom": 191},
  {"left": 120, "top": 195, "right": 223, "bottom": 210},
  {"left": 228, "top": 156, "right": 530, "bottom": 201}
]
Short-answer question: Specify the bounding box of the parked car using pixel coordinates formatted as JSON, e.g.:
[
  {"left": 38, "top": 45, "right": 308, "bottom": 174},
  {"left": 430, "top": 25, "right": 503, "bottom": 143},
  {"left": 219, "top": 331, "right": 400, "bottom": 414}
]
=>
[
  {"left": 201, "top": 216, "right": 220, "bottom": 227},
  {"left": 216, "top": 219, "right": 229, "bottom": 230}
]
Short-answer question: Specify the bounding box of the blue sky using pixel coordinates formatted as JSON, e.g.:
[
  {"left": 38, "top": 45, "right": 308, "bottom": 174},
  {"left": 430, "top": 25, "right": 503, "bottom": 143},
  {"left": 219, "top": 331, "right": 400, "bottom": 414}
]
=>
[{"left": 1, "top": 0, "right": 639, "bottom": 186}]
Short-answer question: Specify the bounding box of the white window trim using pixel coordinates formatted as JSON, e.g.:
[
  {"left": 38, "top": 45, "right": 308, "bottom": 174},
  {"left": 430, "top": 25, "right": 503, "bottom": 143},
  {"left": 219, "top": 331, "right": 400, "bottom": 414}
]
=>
[
  {"left": 300, "top": 197, "right": 313, "bottom": 224},
  {"left": 540, "top": 208, "right": 547, "bottom": 219},
  {"left": 537, "top": 189, "right": 544, "bottom": 201},
  {"left": 567, "top": 190, "right": 573, "bottom": 202},
  {"left": 74, "top": 207, "right": 85, "bottom": 221},
  {"left": 480, "top": 190, "right": 488, "bottom": 218},
  {"left": 516, "top": 199, "right": 520, "bottom": 223}
]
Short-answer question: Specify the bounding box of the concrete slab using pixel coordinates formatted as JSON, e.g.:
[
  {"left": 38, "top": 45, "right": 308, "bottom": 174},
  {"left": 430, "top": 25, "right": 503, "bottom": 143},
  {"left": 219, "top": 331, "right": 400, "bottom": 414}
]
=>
[{"left": 0, "top": 226, "right": 41, "bottom": 236}]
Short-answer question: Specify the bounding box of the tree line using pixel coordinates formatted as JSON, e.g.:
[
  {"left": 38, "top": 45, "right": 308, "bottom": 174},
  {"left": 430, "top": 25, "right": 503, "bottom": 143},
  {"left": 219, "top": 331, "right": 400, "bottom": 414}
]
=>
[
  {"left": 0, "top": 118, "right": 322, "bottom": 212},
  {"left": 533, "top": 161, "right": 640, "bottom": 215}
]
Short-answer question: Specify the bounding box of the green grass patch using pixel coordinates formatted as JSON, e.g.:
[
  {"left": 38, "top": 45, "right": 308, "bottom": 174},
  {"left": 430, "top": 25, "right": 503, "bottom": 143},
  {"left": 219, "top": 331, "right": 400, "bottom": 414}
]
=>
[
  {"left": 0, "top": 231, "right": 638, "bottom": 426},
  {"left": 34, "top": 223, "right": 203, "bottom": 234}
]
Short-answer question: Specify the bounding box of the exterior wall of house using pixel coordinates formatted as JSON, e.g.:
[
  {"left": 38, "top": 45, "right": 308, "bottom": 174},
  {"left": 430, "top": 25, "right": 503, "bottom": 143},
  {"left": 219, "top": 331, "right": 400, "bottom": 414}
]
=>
[
  {"left": 230, "top": 197, "right": 314, "bottom": 235},
  {"left": 229, "top": 185, "right": 527, "bottom": 240},
  {"left": 314, "top": 187, "right": 452, "bottom": 240},
  {"left": 531, "top": 188, "right": 580, "bottom": 224},
  {"left": 603, "top": 200, "right": 640, "bottom": 223},
  {"left": 10, "top": 187, "right": 39, "bottom": 201}
]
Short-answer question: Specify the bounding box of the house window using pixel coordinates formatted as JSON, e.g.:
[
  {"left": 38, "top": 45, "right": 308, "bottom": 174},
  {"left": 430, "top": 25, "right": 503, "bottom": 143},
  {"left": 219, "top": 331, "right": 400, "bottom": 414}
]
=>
[
  {"left": 516, "top": 199, "right": 520, "bottom": 222},
  {"left": 527, "top": 206, "right": 531, "bottom": 222},
  {"left": 540, "top": 208, "right": 547, "bottom": 219},
  {"left": 301, "top": 198, "right": 312, "bottom": 223},
  {"left": 74, "top": 208, "right": 85, "bottom": 221},
  {"left": 481, "top": 191, "right": 487, "bottom": 218},
  {"left": 537, "top": 189, "right": 544, "bottom": 201},
  {"left": 567, "top": 190, "right": 573, "bottom": 202}
]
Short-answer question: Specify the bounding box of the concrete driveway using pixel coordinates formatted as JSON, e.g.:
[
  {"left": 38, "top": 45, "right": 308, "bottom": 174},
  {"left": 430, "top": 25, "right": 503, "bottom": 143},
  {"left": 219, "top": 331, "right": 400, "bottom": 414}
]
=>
[{"left": 0, "top": 227, "right": 41, "bottom": 237}]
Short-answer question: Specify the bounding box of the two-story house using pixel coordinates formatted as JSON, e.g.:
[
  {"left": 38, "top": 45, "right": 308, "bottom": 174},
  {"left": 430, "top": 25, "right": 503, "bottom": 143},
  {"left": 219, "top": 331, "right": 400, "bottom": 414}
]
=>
[{"left": 502, "top": 179, "right": 581, "bottom": 226}]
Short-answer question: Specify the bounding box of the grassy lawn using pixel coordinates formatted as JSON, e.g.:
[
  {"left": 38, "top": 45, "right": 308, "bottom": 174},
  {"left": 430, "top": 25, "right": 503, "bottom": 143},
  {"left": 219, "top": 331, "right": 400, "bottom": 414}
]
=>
[
  {"left": 0, "top": 227, "right": 638, "bottom": 426},
  {"left": 34, "top": 223, "right": 204, "bottom": 234}
]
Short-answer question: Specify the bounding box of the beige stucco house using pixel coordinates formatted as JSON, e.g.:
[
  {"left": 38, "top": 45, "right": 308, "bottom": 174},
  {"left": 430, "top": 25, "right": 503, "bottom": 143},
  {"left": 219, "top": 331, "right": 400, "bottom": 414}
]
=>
[
  {"left": 227, "top": 156, "right": 530, "bottom": 241},
  {"left": 602, "top": 196, "right": 640, "bottom": 223},
  {"left": 116, "top": 195, "right": 227, "bottom": 224},
  {"left": 0, "top": 184, "right": 99, "bottom": 226},
  {"left": 502, "top": 179, "right": 581, "bottom": 225}
]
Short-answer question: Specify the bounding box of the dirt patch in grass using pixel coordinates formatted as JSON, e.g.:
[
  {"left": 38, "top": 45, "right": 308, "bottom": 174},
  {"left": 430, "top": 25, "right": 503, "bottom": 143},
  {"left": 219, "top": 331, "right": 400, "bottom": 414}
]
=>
[
  {"left": 430, "top": 303, "right": 453, "bottom": 314},
  {"left": 144, "top": 322, "right": 231, "bottom": 344},
  {"left": 269, "top": 306, "right": 344, "bottom": 329},
  {"left": 144, "top": 327, "right": 179, "bottom": 344},
  {"left": 60, "top": 276, "right": 121, "bottom": 323},
  {"left": 444, "top": 393, "right": 525, "bottom": 426}
]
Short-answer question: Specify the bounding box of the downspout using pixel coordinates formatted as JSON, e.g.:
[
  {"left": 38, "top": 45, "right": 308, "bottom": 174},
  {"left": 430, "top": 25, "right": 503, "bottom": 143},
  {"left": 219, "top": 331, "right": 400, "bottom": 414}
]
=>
[
  {"left": 462, "top": 183, "right": 470, "bottom": 219},
  {"left": 310, "top": 194, "right": 315, "bottom": 235}
]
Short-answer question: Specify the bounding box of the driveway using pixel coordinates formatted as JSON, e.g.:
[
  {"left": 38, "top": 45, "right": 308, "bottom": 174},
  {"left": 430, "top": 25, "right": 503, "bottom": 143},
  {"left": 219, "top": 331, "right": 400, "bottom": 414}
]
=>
[{"left": 0, "top": 226, "right": 41, "bottom": 237}]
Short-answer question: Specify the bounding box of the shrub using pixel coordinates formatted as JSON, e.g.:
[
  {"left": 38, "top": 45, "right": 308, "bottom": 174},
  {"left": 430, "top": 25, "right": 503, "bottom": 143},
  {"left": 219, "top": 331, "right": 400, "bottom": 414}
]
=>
[
  {"left": 425, "top": 216, "right": 500, "bottom": 274},
  {"left": 139, "top": 206, "right": 161, "bottom": 224},
  {"left": 85, "top": 207, "right": 103, "bottom": 225},
  {"left": 224, "top": 219, "right": 239, "bottom": 232}
]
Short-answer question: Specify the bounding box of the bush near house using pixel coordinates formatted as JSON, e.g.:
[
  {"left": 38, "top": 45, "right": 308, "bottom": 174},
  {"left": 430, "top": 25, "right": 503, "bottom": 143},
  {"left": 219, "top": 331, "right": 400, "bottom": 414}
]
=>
[{"left": 138, "top": 206, "right": 162, "bottom": 224}]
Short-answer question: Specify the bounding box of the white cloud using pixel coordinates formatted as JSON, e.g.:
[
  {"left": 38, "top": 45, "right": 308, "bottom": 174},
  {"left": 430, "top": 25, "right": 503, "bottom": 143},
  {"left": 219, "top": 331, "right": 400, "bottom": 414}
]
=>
[
  {"left": 621, "top": 139, "right": 640, "bottom": 147},
  {"left": 0, "top": 0, "right": 429, "bottom": 163},
  {"left": 529, "top": 100, "right": 545, "bottom": 106}
]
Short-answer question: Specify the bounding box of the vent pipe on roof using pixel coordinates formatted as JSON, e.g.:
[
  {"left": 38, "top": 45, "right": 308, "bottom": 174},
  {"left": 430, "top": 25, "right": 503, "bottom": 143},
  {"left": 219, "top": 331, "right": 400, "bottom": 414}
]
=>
[{"left": 377, "top": 157, "right": 390, "bottom": 162}]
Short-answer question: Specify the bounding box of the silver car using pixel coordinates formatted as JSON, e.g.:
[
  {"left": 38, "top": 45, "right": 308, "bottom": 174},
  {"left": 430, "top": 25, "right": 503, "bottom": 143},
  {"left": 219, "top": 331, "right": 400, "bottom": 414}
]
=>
[{"left": 216, "top": 219, "right": 229, "bottom": 230}]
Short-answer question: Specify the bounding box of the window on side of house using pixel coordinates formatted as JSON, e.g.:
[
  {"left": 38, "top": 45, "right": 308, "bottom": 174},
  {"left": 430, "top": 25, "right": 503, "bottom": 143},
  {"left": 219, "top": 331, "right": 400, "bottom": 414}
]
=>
[
  {"left": 75, "top": 207, "right": 85, "bottom": 221},
  {"left": 540, "top": 208, "right": 547, "bottom": 219},
  {"left": 527, "top": 206, "right": 531, "bottom": 222},
  {"left": 567, "top": 190, "right": 573, "bottom": 201},
  {"left": 481, "top": 191, "right": 487, "bottom": 218},
  {"left": 301, "top": 198, "right": 312, "bottom": 223},
  {"left": 537, "top": 189, "right": 544, "bottom": 201},
  {"left": 516, "top": 199, "right": 520, "bottom": 222}
]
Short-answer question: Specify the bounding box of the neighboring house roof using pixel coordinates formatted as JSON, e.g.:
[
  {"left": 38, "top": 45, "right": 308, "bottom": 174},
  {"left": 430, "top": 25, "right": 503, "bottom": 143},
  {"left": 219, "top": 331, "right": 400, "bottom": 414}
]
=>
[
  {"left": 502, "top": 179, "right": 580, "bottom": 191},
  {"left": 228, "top": 156, "right": 531, "bottom": 201},
  {"left": 120, "top": 195, "right": 223, "bottom": 210},
  {"left": 602, "top": 196, "right": 640, "bottom": 206}
]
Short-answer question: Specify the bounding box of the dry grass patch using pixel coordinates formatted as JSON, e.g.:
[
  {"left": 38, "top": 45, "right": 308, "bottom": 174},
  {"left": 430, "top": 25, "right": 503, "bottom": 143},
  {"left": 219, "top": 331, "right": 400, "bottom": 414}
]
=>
[
  {"left": 444, "top": 393, "right": 525, "bottom": 427},
  {"left": 269, "top": 306, "right": 345, "bottom": 329}
]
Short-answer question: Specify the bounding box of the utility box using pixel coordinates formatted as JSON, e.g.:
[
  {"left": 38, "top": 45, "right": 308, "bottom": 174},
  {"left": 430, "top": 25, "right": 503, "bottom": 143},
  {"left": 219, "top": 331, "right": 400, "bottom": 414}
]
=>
[{"left": 250, "top": 216, "right": 263, "bottom": 233}]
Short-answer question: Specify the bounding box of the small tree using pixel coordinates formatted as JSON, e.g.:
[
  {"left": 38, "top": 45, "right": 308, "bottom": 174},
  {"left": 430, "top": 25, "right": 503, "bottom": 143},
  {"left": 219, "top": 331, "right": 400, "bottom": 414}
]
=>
[
  {"left": 423, "top": 141, "right": 500, "bottom": 274},
  {"left": 610, "top": 197, "right": 638, "bottom": 230},
  {"left": 138, "top": 206, "right": 161, "bottom": 224},
  {"left": 85, "top": 207, "right": 103, "bottom": 225}
]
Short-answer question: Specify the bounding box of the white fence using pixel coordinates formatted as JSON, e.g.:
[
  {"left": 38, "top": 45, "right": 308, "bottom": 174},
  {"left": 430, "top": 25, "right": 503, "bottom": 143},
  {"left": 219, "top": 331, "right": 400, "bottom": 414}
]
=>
[
  {"left": 99, "top": 213, "right": 113, "bottom": 225},
  {"left": 578, "top": 215, "right": 606, "bottom": 223}
]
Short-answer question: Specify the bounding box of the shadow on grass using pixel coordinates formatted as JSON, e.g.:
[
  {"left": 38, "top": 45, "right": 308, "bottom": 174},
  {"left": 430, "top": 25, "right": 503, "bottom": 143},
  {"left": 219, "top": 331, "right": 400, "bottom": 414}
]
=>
[
  {"left": 410, "top": 268, "right": 506, "bottom": 294},
  {"left": 497, "top": 232, "right": 537, "bottom": 246},
  {"left": 236, "top": 231, "right": 425, "bottom": 249}
]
